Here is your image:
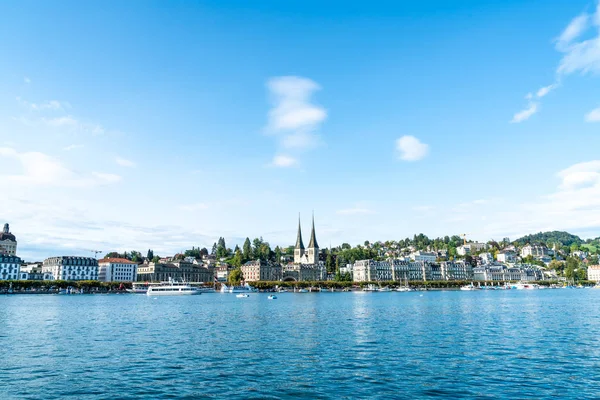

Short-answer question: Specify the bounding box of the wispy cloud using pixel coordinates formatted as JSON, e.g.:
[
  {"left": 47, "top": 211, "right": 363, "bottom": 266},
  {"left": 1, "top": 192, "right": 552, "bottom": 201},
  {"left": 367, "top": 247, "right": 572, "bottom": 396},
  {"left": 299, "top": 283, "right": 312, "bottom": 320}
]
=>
[
  {"left": 63, "top": 144, "right": 84, "bottom": 151},
  {"left": 0, "top": 147, "right": 120, "bottom": 187},
  {"left": 17, "top": 97, "right": 69, "bottom": 111},
  {"left": 395, "top": 135, "right": 429, "bottom": 161},
  {"left": 24, "top": 77, "right": 31, "bottom": 84},
  {"left": 536, "top": 83, "right": 558, "bottom": 98},
  {"left": 556, "top": 3, "right": 600, "bottom": 75},
  {"left": 116, "top": 157, "right": 136, "bottom": 168},
  {"left": 264, "top": 76, "right": 327, "bottom": 163},
  {"left": 270, "top": 154, "right": 298, "bottom": 168},
  {"left": 41, "top": 116, "right": 105, "bottom": 135},
  {"left": 585, "top": 107, "right": 600, "bottom": 122},
  {"left": 511, "top": 103, "right": 538, "bottom": 123},
  {"left": 556, "top": 13, "right": 590, "bottom": 51}
]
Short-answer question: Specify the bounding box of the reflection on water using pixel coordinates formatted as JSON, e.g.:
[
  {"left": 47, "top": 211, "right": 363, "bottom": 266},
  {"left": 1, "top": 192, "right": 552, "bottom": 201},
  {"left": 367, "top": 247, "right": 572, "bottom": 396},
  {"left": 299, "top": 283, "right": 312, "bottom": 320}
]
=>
[{"left": 1, "top": 290, "right": 600, "bottom": 398}]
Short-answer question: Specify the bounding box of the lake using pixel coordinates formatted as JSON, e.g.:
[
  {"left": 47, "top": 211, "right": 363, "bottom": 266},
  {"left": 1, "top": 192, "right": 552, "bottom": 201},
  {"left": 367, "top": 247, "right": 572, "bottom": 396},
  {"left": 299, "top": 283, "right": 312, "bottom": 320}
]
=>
[{"left": 1, "top": 290, "right": 600, "bottom": 399}]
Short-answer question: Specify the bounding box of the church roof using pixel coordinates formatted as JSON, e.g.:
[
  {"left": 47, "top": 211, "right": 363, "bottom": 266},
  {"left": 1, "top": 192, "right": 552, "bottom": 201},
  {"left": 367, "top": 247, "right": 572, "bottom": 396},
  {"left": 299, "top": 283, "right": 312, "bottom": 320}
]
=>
[
  {"left": 0, "top": 232, "right": 15, "bottom": 242},
  {"left": 308, "top": 214, "right": 319, "bottom": 249},
  {"left": 295, "top": 217, "right": 305, "bottom": 250}
]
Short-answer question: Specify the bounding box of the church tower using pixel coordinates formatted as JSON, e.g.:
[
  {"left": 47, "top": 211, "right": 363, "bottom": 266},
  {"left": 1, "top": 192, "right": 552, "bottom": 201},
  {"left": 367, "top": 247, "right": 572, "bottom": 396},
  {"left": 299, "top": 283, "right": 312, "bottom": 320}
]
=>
[
  {"left": 294, "top": 215, "right": 305, "bottom": 264},
  {"left": 306, "top": 213, "right": 319, "bottom": 264}
]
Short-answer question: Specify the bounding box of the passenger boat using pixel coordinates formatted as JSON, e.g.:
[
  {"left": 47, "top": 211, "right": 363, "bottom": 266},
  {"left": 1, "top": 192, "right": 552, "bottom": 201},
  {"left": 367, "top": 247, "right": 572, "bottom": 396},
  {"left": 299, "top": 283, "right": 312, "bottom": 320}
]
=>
[
  {"left": 460, "top": 283, "right": 481, "bottom": 291},
  {"left": 146, "top": 280, "right": 201, "bottom": 296},
  {"left": 268, "top": 295, "right": 277, "bottom": 300},
  {"left": 236, "top": 293, "right": 250, "bottom": 298},
  {"left": 220, "top": 283, "right": 257, "bottom": 293},
  {"left": 127, "top": 282, "right": 159, "bottom": 294}
]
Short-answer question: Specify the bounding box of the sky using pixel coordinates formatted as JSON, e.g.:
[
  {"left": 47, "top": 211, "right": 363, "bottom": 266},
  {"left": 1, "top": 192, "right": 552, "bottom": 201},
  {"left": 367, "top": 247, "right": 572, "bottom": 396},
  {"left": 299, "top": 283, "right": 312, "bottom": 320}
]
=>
[{"left": 1, "top": 0, "right": 600, "bottom": 261}]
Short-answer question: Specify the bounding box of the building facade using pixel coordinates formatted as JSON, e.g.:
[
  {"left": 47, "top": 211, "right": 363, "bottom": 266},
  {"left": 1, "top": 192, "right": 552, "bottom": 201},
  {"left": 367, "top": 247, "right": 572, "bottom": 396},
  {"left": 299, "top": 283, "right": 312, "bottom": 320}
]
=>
[
  {"left": 137, "top": 261, "right": 213, "bottom": 282},
  {"left": 98, "top": 258, "right": 138, "bottom": 282},
  {"left": 0, "top": 254, "right": 21, "bottom": 280},
  {"left": 42, "top": 257, "right": 99, "bottom": 281},
  {"left": 353, "top": 259, "right": 473, "bottom": 282},
  {"left": 473, "top": 264, "right": 544, "bottom": 282},
  {"left": 457, "top": 242, "right": 488, "bottom": 256},
  {"left": 0, "top": 223, "right": 17, "bottom": 256},
  {"left": 19, "top": 262, "right": 52, "bottom": 280},
  {"left": 521, "top": 244, "right": 548, "bottom": 258},
  {"left": 588, "top": 265, "right": 600, "bottom": 282},
  {"left": 241, "top": 260, "right": 282, "bottom": 282},
  {"left": 497, "top": 250, "right": 517, "bottom": 263},
  {"left": 411, "top": 251, "right": 437, "bottom": 262}
]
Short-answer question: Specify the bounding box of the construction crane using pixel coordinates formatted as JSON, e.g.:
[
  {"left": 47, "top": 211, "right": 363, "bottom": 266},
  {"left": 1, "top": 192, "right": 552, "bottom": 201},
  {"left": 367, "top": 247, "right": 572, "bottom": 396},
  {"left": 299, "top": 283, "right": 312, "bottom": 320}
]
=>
[
  {"left": 86, "top": 250, "right": 103, "bottom": 259},
  {"left": 460, "top": 234, "right": 470, "bottom": 246}
]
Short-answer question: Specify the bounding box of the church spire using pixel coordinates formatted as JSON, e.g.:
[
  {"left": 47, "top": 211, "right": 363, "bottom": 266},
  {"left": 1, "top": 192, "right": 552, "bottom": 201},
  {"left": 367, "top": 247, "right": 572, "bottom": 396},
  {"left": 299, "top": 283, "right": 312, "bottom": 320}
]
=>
[
  {"left": 308, "top": 212, "right": 319, "bottom": 249},
  {"left": 295, "top": 214, "right": 305, "bottom": 250}
]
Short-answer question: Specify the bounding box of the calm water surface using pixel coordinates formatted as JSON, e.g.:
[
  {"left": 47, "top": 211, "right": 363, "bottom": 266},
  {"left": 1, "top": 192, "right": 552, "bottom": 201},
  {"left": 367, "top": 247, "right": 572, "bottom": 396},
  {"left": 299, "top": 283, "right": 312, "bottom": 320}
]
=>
[{"left": 2, "top": 290, "right": 600, "bottom": 399}]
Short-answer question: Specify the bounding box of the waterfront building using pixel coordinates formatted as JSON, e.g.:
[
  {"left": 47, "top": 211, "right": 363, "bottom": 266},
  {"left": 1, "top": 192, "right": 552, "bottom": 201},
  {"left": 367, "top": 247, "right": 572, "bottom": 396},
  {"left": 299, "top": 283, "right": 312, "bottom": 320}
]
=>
[
  {"left": 352, "top": 259, "right": 473, "bottom": 282},
  {"left": 588, "top": 265, "right": 600, "bottom": 282},
  {"left": 19, "top": 262, "right": 51, "bottom": 280},
  {"left": 456, "top": 242, "right": 487, "bottom": 256},
  {"left": 410, "top": 251, "right": 437, "bottom": 262},
  {"left": 497, "top": 249, "right": 517, "bottom": 263},
  {"left": 473, "top": 264, "right": 544, "bottom": 282},
  {"left": 240, "top": 260, "right": 282, "bottom": 282},
  {"left": 0, "top": 223, "right": 17, "bottom": 256},
  {"left": 137, "top": 261, "right": 213, "bottom": 282},
  {"left": 520, "top": 244, "right": 548, "bottom": 258},
  {"left": 0, "top": 254, "right": 21, "bottom": 280},
  {"left": 42, "top": 257, "right": 99, "bottom": 281},
  {"left": 97, "top": 258, "right": 138, "bottom": 282},
  {"left": 215, "top": 262, "right": 234, "bottom": 282},
  {"left": 283, "top": 214, "right": 326, "bottom": 281}
]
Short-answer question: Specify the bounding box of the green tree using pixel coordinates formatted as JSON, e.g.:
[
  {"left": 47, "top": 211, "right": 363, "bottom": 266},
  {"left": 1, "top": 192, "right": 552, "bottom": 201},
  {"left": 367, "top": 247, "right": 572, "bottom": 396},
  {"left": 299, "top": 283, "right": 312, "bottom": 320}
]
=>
[
  {"left": 242, "top": 238, "right": 252, "bottom": 261},
  {"left": 231, "top": 249, "right": 243, "bottom": 268},
  {"left": 274, "top": 246, "right": 282, "bottom": 264},
  {"left": 147, "top": 249, "right": 154, "bottom": 260},
  {"left": 229, "top": 268, "right": 244, "bottom": 284},
  {"left": 325, "top": 250, "right": 335, "bottom": 274}
]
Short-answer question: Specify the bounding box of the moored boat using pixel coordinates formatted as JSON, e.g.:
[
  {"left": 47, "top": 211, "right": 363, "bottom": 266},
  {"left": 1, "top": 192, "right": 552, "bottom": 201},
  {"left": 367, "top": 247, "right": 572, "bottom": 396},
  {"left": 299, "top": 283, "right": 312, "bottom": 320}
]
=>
[
  {"left": 268, "top": 294, "right": 277, "bottom": 300},
  {"left": 146, "top": 280, "right": 201, "bottom": 296},
  {"left": 460, "top": 283, "right": 481, "bottom": 291},
  {"left": 220, "top": 283, "right": 257, "bottom": 294},
  {"left": 236, "top": 293, "right": 250, "bottom": 298}
]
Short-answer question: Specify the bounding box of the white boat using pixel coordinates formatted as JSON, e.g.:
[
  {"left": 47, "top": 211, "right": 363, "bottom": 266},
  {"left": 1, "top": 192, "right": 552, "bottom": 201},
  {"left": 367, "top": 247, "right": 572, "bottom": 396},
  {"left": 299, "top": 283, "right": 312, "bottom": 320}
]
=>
[
  {"left": 220, "top": 283, "right": 257, "bottom": 293},
  {"left": 362, "top": 284, "right": 378, "bottom": 292},
  {"left": 378, "top": 286, "right": 392, "bottom": 292},
  {"left": 268, "top": 295, "right": 277, "bottom": 300},
  {"left": 127, "top": 282, "right": 159, "bottom": 294},
  {"left": 236, "top": 293, "right": 250, "bottom": 298},
  {"left": 460, "top": 283, "right": 481, "bottom": 291},
  {"left": 146, "top": 281, "right": 201, "bottom": 296},
  {"left": 395, "top": 286, "right": 413, "bottom": 292},
  {"left": 297, "top": 288, "right": 309, "bottom": 293}
]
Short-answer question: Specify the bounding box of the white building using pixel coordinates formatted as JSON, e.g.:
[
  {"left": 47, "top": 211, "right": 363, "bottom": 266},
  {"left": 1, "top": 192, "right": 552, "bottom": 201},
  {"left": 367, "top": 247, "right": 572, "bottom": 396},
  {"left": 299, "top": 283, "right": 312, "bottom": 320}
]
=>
[
  {"left": 98, "top": 258, "right": 138, "bottom": 282},
  {"left": 588, "top": 265, "right": 600, "bottom": 282},
  {"left": 521, "top": 244, "right": 548, "bottom": 258},
  {"left": 479, "top": 253, "right": 493, "bottom": 265},
  {"left": 0, "top": 223, "right": 17, "bottom": 256},
  {"left": 410, "top": 251, "right": 437, "bottom": 262},
  {"left": 571, "top": 250, "right": 588, "bottom": 260},
  {"left": 240, "top": 260, "right": 282, "bottom": 282},
  {"left": 42, "top": 256, "right": 99, "bottom": 281},
  {"left": 497, "top": 250, "right": 517, "bottom": 263},
  {"left": 473, "top": 264, "right": 544, "bottom": 282},
  {"left": 457, "top": 242, "right": 487, "bottom": 256},
  {"left": 0, "top": 254, "right": 21, "bottom": 280},
  {"left": 19, "top": 262, "right": 52, "bottom": 280},
  {"left": 353, "top": 259, "right": 473, "bottom": 282}
]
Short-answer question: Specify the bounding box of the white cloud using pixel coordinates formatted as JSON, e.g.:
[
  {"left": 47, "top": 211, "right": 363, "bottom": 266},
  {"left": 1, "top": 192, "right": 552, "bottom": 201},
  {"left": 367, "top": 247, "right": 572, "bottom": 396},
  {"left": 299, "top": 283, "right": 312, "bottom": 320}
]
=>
[
  {"left": 336, "top": 208, "right": 375, "bottom": 215},
  {"left": 180, "top": 203, "right": 209, "bottom": 211},
  {"left": 556, "top": 4, "right": 600, "bottom": 75},
  {"left": 0, "top": 147, "right": 120, "bottom": 187},
  {"left": 44, "top": 116, "right": 79, "bottom": 127},
  {"left": 585, "top": 107, "right": 600, "bottom": 122},
  {"left": 510, "top": 103, "right": 538, "bottom": 123},
  {"left": 116, "top": 157, "right": 136, "bottom": 168},
  {"left": 63, "top": 144, "right": 84, "bottom": 151},
  {"left": 536, "top": 83, "right": 557, "bottom": 98},
  {"left": 264, "top": 76, "right": 327, "bottom": 164},
  {"left": 17, "top": 97, "right": 68, "bottom": 111},
  {"left": 41, "top": 116, "right": 105, "bottom": 135},
  {"left": 266, "top": 76, "right": 327, "bottom": 132},
  {"left": 395, "top": 135, "right": 429, "bottom": 161},
  {"left": 271, "top": 154, "right": 298, "bottom": 168},
  {"left": 556, "top": 14, "right": 590, "bottom": 51}
]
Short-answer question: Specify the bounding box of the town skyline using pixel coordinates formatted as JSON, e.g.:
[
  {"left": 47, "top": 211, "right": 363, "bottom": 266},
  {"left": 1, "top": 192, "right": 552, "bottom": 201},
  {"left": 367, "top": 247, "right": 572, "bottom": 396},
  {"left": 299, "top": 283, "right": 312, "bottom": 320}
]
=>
[{"left": 2, "top": 1, "right": 600, "bottom": 260}]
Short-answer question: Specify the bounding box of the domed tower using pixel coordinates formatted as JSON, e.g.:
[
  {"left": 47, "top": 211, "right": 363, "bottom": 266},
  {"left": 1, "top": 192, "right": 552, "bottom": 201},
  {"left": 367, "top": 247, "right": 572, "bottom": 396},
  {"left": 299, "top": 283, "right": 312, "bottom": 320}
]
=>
[
  {"left": 306, "top": 213, "right": 319, "bottom": 264},
  {"left": 293, "top": 215, "right": 305, "bottom": 264},
  {"left": 0, "top": 223, "right": 17, "bottom": 255}
]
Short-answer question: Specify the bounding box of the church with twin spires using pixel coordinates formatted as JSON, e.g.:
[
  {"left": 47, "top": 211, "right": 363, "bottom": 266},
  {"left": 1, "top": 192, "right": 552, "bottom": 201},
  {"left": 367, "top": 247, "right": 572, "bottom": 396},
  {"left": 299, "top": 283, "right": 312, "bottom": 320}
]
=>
[{"left": 283, "top": 214, "right": 326, "bottom": 281}]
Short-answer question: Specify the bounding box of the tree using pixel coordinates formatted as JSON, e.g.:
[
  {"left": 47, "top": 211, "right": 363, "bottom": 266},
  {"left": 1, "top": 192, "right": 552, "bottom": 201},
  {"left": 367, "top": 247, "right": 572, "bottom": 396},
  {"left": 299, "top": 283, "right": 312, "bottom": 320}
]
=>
[
  {"left": 565, "top": 257, "right": 580, "bottom": 280},
  {"left": 274, "top": 246, "right": 282, "bottom": 264},
  {"left": 151, "top": 256, "right": 160, "bottom": 263},
  {"left": 216, "top": 237, "right": 228, "bottom": 259},
  {"left": 211, "top": 242, "right": 217, "bottom": 255},
  {"left": 200, "top": 248, "right": 209, "bottom": 257},
  {"left": 130, "top": 251, "right": 142, "bottom": 262},
  {"left": 325, "top": 250, "right": 335, "bottom": 274},
  {"left": 147, "top": 249, "right": 154, "bottom": 260},
  {"left": 231, "top": 249, "right": 243, "bottom": 268},
  {"left": 229, "top": 268, "right": 244, "bottom": 284},
  {"left": 243, "top": 238, "right": 252, "bottom": 261}
]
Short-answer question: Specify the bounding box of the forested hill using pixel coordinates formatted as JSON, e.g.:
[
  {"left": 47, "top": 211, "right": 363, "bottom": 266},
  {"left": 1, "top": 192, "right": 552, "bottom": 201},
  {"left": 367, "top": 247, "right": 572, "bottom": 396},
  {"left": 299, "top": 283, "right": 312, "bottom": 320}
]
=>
[{"left": 514, "top": 231, "right": 583, "bottom": 247}]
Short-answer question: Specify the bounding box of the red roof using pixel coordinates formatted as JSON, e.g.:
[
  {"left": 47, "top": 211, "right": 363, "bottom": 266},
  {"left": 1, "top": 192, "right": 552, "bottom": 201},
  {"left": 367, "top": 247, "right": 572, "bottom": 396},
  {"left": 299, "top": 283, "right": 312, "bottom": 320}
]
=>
[{"left": 99, "top": 258, "right": 137, "bottom": 264}]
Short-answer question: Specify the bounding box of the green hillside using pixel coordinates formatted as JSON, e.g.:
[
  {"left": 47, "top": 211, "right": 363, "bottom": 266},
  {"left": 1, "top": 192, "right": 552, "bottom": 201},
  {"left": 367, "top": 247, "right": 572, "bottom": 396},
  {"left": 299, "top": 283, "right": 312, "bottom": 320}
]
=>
[{"left": 514, "top": 231, "right": 583, "bottom": 247}]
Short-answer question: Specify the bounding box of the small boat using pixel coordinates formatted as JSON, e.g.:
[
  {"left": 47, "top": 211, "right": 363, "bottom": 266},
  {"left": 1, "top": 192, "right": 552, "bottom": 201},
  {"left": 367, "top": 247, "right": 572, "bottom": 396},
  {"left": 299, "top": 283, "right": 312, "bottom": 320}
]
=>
[
  {"left": 460, "top": 283, "right": 481, "bottom": 291},
  {"left": 378, "top": 286, "right": 392, "bottom": 292},
  {"left": 395, "top": 286, "right": 413, "bottom": 292},
  {"left": 268, "top": 295, "right": 277, "bottom": 300},
  {"left": 298, "top": 288, "right": 309, "bottom": 293},
  {"left": 146, "top": 280, "right": 201, "bottom": 296},
  {"left": 362, "top": 284, "right": 378, "bottom": 292},
  {"left": 278, "top": 288, "right": 288, "bottom": 293},
  {"left": 236, "top": 293, "right": 250, "bottom": 298}
]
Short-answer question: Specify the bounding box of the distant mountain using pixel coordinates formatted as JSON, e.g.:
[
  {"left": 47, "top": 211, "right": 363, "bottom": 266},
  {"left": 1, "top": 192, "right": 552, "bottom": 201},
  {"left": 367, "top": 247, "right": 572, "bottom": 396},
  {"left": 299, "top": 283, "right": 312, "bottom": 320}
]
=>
[{"left": 514, "top": 231, "right": 583, "bottom": 247}]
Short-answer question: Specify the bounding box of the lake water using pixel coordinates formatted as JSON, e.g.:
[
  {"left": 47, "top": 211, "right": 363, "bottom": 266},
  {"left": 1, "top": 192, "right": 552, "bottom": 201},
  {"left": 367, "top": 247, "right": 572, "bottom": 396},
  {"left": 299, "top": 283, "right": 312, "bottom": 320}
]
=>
[{"left": 2, "top": 290, "right": 600, "bottom": 399}]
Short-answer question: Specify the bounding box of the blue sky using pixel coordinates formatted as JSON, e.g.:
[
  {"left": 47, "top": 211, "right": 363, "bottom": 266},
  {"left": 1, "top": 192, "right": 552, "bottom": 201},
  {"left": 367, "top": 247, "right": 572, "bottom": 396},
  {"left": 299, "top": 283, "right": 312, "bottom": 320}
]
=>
[{"left": 1, "top": 0, "right": 600, "bottom": 261}]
